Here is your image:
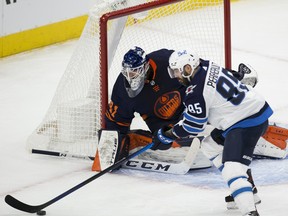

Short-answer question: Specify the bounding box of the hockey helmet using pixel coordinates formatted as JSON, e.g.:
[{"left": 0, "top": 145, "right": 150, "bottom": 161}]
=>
[
  {"left": 121, "top": 46, "right": 149, "bottom": 97},
  {"left": 168, "top": 49, "right": 200, "bottom": 86}
]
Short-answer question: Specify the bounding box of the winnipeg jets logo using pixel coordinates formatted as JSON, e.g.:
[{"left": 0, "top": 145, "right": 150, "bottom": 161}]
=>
[
  {"left": 177, "top": 50, "right": 188, "bottom": 56},
  {"left": 186, "top": 85, "right": 197, "bottom": 95}
]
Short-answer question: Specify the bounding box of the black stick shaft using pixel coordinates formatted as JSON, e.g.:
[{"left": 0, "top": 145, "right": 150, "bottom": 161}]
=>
[
  {"left": 32, "top": 149, "right": 95, "bottom": 161},
  {"left": 5, "top": 143, "right": 154, "bottom": 213}
]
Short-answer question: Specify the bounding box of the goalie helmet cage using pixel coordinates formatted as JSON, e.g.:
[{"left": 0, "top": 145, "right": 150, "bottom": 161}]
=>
[{"left": 27, "top": 0, "right": 231, "bottom": 159}]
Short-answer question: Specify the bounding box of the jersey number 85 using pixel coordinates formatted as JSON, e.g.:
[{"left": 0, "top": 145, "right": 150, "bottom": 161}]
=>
[{"left": 217, "top": 70, "right": 249, "bottom": 106}]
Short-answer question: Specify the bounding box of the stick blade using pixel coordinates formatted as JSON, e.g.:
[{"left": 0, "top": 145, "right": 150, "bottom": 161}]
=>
[{"left": 5, "top": 195, "right": 42, "bottom": 213}]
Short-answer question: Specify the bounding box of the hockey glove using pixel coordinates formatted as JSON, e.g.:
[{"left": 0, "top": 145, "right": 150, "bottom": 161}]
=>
[
  {"left": 151, "top": 126, "right": 177, "bottom": 150},
  {"left": 238, "top": 63, "right": 258, "bottom": 87}
]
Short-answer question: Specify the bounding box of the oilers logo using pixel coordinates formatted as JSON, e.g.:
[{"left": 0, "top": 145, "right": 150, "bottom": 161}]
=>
[{"left": 154, "top": 91, "right": 181, "bottom": 119}]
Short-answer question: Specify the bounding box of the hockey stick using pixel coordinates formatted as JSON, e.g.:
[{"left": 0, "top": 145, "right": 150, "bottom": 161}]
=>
[
  {"left": 33, "top": 137, "right": 202, "bottom": 174},
  {"left": 122, "top": 137, "right": 201, "bottom": 174},
  {"left": 31, "top": 149, "right": 95, "bottom": 161},
  {"left": 5, "top": 142, "right": 154, "bottom": 213}
]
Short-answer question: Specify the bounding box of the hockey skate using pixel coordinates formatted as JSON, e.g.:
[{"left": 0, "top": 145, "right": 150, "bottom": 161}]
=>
[
  {"left": 245, "top": 210, "right": 260, "bottom": 216},
  {"left": 225, "top": 187, "right": 261, "bottom": 210},
  {"left": 239, "top": 63, "right": 258, "bottom": 87}
]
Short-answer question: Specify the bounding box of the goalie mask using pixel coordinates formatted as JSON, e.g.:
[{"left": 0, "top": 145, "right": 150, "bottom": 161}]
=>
[
  {"left": 168, "top": 49, "right": 200, "bottom": 86},
  {"left": 121, "top": 46, "right": 149, "bottom": 98}
]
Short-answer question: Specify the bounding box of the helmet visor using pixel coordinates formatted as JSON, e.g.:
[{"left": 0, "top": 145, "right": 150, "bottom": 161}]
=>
[
  {"left": 121, "top": 63, "right": 149, "bottom": 97},
  {"left": 122, "top": 63, "right": 147, "bottom": 82}
]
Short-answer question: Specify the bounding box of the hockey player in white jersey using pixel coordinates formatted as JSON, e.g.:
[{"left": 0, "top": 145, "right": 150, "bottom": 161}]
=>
[{"left": 152, "top": 49, "right": 274, "bottom": 216}]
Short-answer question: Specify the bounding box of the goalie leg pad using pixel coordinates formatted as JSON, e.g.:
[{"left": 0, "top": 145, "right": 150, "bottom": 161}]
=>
[
  {"left": 254, "top": 137, "right": 287, "bottom": 159},
  {"left": 127, "top": 129, "right": 152, "bottom": 150},
  {"left": 92, "top": 130, "right": 129, "bottom": 172},
  {"left": 262, "top": 125, "right": 288, "bottom": 150},
  {"left": 252, "top": 123, "right": 288, "bottom": 159}
]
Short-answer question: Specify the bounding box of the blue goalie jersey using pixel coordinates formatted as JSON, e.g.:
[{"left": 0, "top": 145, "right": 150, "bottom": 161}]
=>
[{"left": 105, "top": 49, "right": 186, "bottom": 134}]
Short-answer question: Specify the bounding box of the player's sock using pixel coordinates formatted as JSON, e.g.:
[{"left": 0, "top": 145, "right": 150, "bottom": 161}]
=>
[
  {"left": 225, "top": 169, "right": 261, "bottom": 209},
  {"left": 225, "top": 187, "right": 260, "bottom": 210}
]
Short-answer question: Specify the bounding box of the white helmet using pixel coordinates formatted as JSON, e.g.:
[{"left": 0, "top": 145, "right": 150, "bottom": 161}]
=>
[{"left": 168, "top": 49, "right": 200, "bottom": 80}]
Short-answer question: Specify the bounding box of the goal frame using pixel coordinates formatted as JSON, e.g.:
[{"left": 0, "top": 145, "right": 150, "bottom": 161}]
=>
[
  {"left": 99, "top": 0, "right": 231, "bottom": 129},
  {"left": 27, "top": 0, "right": 233, "bottom": 160}
]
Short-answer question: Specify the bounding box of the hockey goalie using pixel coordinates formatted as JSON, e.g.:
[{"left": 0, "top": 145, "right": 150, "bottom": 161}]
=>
[{"left": 92, "top": 46, "right": 288, "bottom": 175}]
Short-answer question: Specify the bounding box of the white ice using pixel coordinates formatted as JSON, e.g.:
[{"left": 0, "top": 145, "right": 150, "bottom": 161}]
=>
[{"left": 1, "top": 0, "right": 288, "bottom": 215}]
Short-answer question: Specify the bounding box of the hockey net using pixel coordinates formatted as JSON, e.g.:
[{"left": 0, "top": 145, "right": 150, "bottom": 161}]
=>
[{"left": 27, "top": 0, "right": 231, "bottom": 160}]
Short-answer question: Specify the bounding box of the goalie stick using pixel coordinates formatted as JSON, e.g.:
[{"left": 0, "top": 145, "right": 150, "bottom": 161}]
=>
[
  {"left": 5, "top": 142, "right": 155, "bottom": 213},
  {"left": 32, "top": 137, "right": 202, "bottom": 175},
  {"left": 32, "top": 134, "right": 202, "bottom": 174},
  {"left": 122, "top": 137, "right": 201, "bottom": 174}
]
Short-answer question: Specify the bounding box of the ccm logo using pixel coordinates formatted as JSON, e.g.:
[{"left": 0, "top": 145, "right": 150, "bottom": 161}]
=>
[{"left": 125, "top": 160, "right": 171, "bottom": 171}]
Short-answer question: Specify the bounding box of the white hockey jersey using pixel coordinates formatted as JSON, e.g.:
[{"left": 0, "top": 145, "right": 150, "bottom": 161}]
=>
[{"left": 172, "top": 60, "right": 273, "bottom": 138}]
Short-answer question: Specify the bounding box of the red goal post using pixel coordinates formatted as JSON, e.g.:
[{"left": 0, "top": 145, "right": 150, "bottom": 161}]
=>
[{"left": 27, "top": 0, "right": 231, "bottom": 160}]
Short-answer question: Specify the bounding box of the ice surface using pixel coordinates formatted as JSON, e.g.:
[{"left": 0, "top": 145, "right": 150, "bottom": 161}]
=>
[{"left": 1, "top": 0, "right": 288, "bottom": 215}]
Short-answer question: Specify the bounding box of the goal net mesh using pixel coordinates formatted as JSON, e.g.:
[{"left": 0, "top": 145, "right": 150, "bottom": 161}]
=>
[{"left": 27, "top": 0, "right": 230, "bottom": 159}]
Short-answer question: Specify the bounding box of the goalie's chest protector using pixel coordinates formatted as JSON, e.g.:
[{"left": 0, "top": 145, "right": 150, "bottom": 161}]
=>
[
  {"left": 112, "top": 49, "right": 186, "bottom": 127},
  {"left": 134, "top": 49, "right": 186, "bottom": 121},
  {"left": 137, "top": 67, "right": 185, "bottom": 121},
  {"left": 118, "top": 49, "right": 185, "bottom": 121}
]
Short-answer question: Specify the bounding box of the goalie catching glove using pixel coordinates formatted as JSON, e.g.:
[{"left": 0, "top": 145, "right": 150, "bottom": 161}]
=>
[{"left": 151, "top": 126, "right": 178, "bottom": 150}]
